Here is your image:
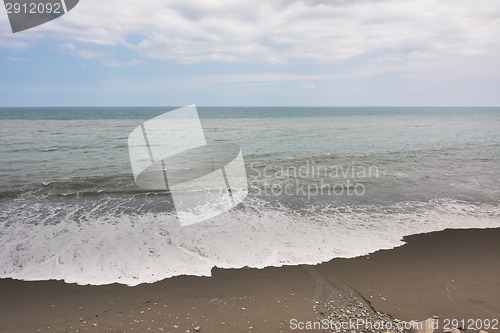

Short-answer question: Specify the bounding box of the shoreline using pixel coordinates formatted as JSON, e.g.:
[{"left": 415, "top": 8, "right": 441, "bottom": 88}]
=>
[{"left": 1, "top": 227, "right": 499, "bottom": 332}]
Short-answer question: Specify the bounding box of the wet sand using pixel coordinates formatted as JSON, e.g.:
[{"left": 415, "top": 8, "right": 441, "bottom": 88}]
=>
[
  {"left": 1, "top": 227, "right": 499, "bottom": 332},
  {"left": 317, "top": 228, "right": 500, "bottom": 324}
]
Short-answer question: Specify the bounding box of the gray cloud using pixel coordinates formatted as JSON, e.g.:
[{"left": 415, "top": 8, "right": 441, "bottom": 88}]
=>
[
  {"left": 1, "top": 0, "right": 498, "bottom": 83},
  {"left": 2, "top": 0, "right": 493, "bottom": 61}
]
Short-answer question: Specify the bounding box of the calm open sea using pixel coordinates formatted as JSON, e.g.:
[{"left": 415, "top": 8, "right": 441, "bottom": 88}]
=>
[{"left": 0, "top": 107, "right": 499, "bottom": 285}]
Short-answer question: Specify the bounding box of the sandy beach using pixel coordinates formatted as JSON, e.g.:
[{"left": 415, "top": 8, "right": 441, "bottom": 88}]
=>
[{"left": 1, "top": 227, "right": 499, "bottom": 333}]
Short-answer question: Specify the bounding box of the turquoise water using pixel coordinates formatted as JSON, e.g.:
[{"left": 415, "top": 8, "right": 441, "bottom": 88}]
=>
[{"left": 0, "top": 107, "right": 499, "bottom": 285}]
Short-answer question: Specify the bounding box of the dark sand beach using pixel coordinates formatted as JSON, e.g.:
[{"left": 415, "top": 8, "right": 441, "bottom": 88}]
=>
[{"left": 1, "top": 227, "right": 499, "bottom": 333}]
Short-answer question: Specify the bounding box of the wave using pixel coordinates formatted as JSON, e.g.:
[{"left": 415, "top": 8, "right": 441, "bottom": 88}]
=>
[
  {"left": 0, "top": 174, "right": 146, "bottom": 200},
  {"left": 0, "top": 196, "right": 498, "bottom": 286}
]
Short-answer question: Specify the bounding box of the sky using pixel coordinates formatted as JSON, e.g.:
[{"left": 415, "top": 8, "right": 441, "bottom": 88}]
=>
[{"left": 0, "top": 0, "right": 499, "bottom": 107}]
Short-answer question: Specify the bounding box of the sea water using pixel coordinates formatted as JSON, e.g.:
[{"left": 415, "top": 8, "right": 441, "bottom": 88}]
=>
[{"left": 0, "top": 107, "right": 499, "bottom": 285}]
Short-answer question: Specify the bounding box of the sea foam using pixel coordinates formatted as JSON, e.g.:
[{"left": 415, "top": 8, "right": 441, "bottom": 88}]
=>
[{"left": 0, "top": 198, "right": 499, "bottom": 286}]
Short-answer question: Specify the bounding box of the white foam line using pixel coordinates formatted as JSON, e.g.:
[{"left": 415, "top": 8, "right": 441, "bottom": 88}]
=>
[{"left": 1, "top": 198, "right": 499, "bottom": 286}]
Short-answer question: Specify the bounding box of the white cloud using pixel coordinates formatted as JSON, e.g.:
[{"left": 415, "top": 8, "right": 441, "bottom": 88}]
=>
[
  {"left": 101, "top": 59, "right": 141, "bottom": 67},
  {"left": 0, "top": 38, "right": 31, "bottom": 51},
  {"left": 60, "top": 43, "right": 108, "bottom": 59},
  {"left": 56, "top": 0, "right": 499, "bottom": 63},
  {"left": 186, "top": 73, "right": 331, "bottom": 86},
  {"left": 58, "top": 42, "right": 140, "bottom": 67},
  {"left": 6, "top": 56, "right": 34, "bottom": 62},
  {"left": 302, "top": 82, "right": 316, "bottom": 89}
]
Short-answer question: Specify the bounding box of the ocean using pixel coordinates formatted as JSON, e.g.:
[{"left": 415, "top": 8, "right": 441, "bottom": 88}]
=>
[{"left": 0, "top": 107, "right": 499, "bottom": 285}]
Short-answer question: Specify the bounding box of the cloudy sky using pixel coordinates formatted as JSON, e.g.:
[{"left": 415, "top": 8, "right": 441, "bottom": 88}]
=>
[{"left": 0, "top": 0, "right": 499, "bottom": 106}]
